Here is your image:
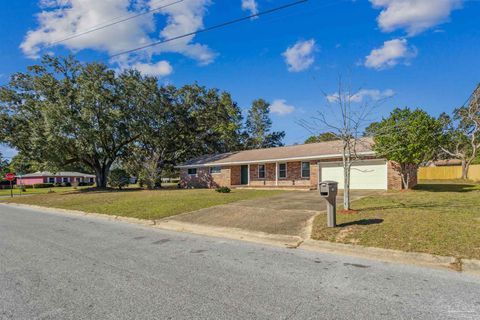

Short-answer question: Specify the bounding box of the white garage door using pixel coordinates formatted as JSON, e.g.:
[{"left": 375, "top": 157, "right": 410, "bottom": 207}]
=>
[{"left": 320, "top": 160, "right": 387, "bottom": 190}]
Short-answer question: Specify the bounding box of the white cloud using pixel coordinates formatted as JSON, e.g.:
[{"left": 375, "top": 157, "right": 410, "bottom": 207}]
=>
[
  {"left": 270, "top": 99, "right": 295, "bottom": 115},
  {"left": 370, "top": 0, "right": 463, "bottom": 36},
  {"left": 241, "top": 0, "right": 258, "bottom": 16},
  {"left": 131, "top": 60, "right": 173, "bottom": 77},
  {"left": 21, "top": 0, "right": 214, "bottom": 69},
  {"left": 327, "top": 89, "right": 395, "bottom": 103},
  {"left": 282, "top": 39, "right": 316, "bottom": 72},
  {"left": 364, "top": 38, "right": 417, "bottom": 70}
]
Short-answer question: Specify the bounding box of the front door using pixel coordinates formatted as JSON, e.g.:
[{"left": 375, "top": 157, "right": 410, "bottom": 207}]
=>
[{"left": 241, "top": 165, "right": 249, "bottom": 185}]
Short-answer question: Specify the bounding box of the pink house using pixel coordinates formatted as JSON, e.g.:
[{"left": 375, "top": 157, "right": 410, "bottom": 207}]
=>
[{"left": 16, "top": 171, "right": 96, "bottom": 186}]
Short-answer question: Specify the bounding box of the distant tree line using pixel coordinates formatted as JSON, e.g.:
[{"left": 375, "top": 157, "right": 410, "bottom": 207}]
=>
[{"left": 0, "top": 56, "right": 284, "bottom": 188}]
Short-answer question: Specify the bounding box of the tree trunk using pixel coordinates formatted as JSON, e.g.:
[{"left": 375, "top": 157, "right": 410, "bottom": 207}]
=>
[
  {"left": 461, "top": 159, "right": 469, "bottom": 180},
  {"left": 94, "top": 165, "right": 110, "bottom": 189},
  {"left": 343, "top": 170, "right": 350, "bottom": 210},
  {"left": 400, "top": 163, "right": 411, "bottom": 190},
  {"left": 343, "top": 155, "right": 351, "bottom": 211}
]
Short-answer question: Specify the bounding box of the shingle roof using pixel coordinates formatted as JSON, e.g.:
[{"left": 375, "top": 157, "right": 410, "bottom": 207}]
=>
[
  {"left": 178, "top": 138, "right": 375, "bottom": 167},
  {"left": 20, "top": 171, "right": 96, "bottom": 178}
]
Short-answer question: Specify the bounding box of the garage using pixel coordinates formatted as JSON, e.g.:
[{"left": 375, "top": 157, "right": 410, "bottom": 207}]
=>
[{"left": 319, "top": 159, "right": 388, "bottom": 190}]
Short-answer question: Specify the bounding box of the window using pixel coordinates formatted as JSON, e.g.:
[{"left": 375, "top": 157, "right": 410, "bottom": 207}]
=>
[
  {"left": 210, "top": 166, "right": 221, "bottom": 174},
  {"left": 279, "top": 163, "right": 287, "bottom": 178},
  {"left": 301, "top": 162, "right": 310, "bottom": 178},
  {"left": 187, "top": 168, "right": 198, "bottom": 176},
  {"left": 63, "top": 177, "right": 69, "bottom": 183},
  {"left": 48, "top": 177, "right": 55, "bottom": 183},
  {"left": 258, "top": 164, "right": 266, "bottom": 179}
]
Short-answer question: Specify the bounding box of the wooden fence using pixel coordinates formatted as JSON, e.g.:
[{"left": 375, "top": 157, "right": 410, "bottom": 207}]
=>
[{"left": 418, "top": 165, "right": 480, "bottom": 181}]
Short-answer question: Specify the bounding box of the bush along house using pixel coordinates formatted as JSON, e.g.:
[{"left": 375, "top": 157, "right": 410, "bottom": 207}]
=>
[{"left": 177, "top": 138, "right": 417, "bottom": 190}]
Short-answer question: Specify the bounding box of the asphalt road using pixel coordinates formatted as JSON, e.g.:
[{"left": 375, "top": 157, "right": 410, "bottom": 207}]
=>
[{"left": 1, "top": 205, "right": 480, "bottom": 320}]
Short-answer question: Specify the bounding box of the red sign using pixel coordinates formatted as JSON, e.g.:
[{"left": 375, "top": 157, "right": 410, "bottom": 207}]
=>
[{"left": 5, "top": 173, "right": 15, "bottom": 181}]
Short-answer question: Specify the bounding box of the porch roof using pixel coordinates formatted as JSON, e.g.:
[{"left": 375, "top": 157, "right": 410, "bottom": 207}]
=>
[{"left": 177, "top": 138, "right": 376, "bottom": 168}]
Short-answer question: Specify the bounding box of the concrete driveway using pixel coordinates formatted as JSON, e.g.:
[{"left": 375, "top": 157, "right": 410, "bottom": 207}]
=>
[{"left": 169, "top": 190, "right": 378, "bottom": 237}]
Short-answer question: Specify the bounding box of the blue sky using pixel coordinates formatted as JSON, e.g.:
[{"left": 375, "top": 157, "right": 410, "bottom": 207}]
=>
[{"left": 1, "top": 0, "right": 479, "bottom": 159}]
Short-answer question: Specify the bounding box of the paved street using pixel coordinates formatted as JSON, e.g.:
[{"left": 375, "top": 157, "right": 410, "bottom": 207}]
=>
[{"left": 1, "top": 205, "right": 480, "bottom": 320}]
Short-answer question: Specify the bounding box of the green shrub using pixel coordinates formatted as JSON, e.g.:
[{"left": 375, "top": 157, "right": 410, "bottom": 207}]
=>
[
  {"left": 108, "top": 169, "right": 130, "bottom": 190},
  {"left": 79, "top": 182, "right": 94, "bottom": 186},
  {"left": 33, "top": 183, "right": 55, "bottom": 188},
  {"left": 215, "top": 186, "right": 231, "bottom": 193},
  {"left": 16, "top": 185, "right": 33, "bottom": 189}
]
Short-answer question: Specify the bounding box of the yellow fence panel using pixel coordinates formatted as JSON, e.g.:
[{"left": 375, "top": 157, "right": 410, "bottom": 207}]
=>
[{"left": 419, "top": 165, "right": 480, "bottom": 181}]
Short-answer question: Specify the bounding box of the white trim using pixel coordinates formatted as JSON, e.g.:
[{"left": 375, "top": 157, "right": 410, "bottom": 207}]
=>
[
  {"left": 257, "top": 163, "right": 266, "bottom": 179},
  {"left": 278, "top": 162, "right": 287, "bottom": 179},
  {"left": 176, "top": 151, "right": 376, "bottom": 168},
  {"left": 275, "top": 162, "right": 278, "bottom": 186},
  {"left": 317, "top": 162, "right": 321, "bottom": 186},
  {"left": 301, "top": 161, "right": 310, "bottom": 179},
  {"left": 385, "top": 161, "right": 389, "bottom": 190},
  {"left": 247, "top": 164, "right": 250, "bottom": 186}
]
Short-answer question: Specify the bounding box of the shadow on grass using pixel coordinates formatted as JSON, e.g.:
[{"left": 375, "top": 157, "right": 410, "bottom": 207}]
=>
[
  {"left": 337, "top": 218, "right": 384, "bottom": 227},
  {"left": 414, "top": 184, "right": 479, "bottom": 193}
]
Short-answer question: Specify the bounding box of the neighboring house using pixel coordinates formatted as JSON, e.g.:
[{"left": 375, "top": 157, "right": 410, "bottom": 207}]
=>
[
  {"left": 16, "top": 171, "right": 96, "bottom": 185},
  {"left": 177, "top": 138, "right": 416, "bottom": 190}
]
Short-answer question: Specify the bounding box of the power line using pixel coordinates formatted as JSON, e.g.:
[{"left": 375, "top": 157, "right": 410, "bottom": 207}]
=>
[
  {"left": 110, "top": 0, "right": 309, "bottom": 59},
  {"left": 48, "top": 0, "right": 184, "bottom": 46}
]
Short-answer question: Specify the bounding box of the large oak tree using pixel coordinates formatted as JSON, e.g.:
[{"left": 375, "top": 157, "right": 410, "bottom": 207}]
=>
[{"left": 0, "top": 56, "right": 152, "bottom": 188}]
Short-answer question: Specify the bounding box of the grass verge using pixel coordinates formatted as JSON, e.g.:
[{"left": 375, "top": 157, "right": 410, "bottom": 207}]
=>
[
  {"left": 311, "top": 182, "right": 480, "bottom": 259},
  {"left": 0, "top": 186, "right": 90, "bottom": 197},
  {"left": 2, "top": 188, "right": 282, "bottom": 220}
]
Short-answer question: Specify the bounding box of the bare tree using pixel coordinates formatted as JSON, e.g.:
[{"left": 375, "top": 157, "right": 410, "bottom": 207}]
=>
[
  {"left": 300, "top": 77, "right": 385, "bottom": 210},
  {"left": 441, "top": 84, "right": 480, "bottom": 180}
]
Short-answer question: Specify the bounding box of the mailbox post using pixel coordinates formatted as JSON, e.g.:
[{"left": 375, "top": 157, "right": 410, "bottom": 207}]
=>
[{"left": 319, "top": 181, "right": 338, "bottom": 228}]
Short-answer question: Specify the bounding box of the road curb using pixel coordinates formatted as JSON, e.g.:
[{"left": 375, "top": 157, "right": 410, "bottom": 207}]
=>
[
  {"left": 0, "top": 203, "right": 301, "bottom": 248},
  {"left": 462, "top": 259, "right": 480, "bottom": 274},
  {"left": 0, "top": 203, "right": 156, "bottom": 226},
  {"left": 153, "top": 219, "right": 303, "bottom": 248},
  {"left": 301, "top": 239, "right": 480, "bottom": 275}
]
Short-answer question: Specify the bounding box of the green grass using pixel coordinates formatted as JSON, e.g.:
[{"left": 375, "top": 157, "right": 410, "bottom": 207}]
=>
[
  {"left": 311, "top": 181, "right": 480, "bottom": 259},
  {"left": 0, "top": 186, "right": 90, "bottom": 197},
  {"left": 2, "top": 188, "right": 282, "bottom": 220}
]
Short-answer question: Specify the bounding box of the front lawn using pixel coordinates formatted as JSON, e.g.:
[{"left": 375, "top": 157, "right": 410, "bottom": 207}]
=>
[
  {"left": 0, "top": 186, "right": 90, "bottom": 197},
  {"left": 2, "top": 188, "right": 282, "bottom": 220},
  {"left": 311, "top": 182, "right": 480, "bottom": 259}
]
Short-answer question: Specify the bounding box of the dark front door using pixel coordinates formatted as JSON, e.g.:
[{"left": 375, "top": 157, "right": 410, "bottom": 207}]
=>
[{"left": 241, "top": 165, "right": 249, "bottom": 185}]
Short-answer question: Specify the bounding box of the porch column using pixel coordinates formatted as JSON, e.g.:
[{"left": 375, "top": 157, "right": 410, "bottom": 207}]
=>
[
  {"left": 247, "top": 164, "right": 250, "bottom": 186},
  {"left": 275, "top": 162, "right": 279, "bottom": 186}
]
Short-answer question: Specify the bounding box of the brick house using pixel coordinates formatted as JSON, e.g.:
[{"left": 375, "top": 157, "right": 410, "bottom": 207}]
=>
[
  {"left": 177, "top": 138, "right": 417, "bottom": 190},
  {"left": 16, "top": 171, "right": 96, "bottom": 186}
]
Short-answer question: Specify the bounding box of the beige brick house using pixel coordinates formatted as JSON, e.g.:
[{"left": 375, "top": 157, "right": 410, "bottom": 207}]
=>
[{"left": 177, "top": 138, "right": 417, "bottom": 190}]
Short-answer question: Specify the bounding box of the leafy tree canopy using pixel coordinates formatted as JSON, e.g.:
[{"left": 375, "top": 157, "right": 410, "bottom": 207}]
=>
[
  {"left": 373, "top": 107, "right": 444, "bottom": 188},
  {"left": 244, "top": 99, "right": 285, "bottom": 149},
  {"left": 304, "top": 132, "right": 339, "bottom": 144},
  {"left": 0, "top": 56, "right": 153, "bottom": 187}
]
